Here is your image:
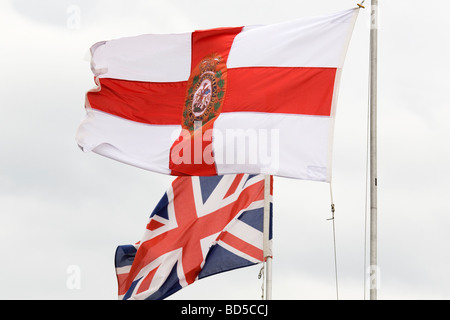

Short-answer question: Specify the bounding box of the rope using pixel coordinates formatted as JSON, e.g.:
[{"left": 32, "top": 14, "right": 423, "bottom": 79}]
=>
[
  {"left": 258, "top": 264, "right": 265, "bottom": 300},
  {"left": 327, "top": 183, "right": 339, "bottom": 300},
  {"left": 363, "top": 43, "right": 372, "bottom": 300}
]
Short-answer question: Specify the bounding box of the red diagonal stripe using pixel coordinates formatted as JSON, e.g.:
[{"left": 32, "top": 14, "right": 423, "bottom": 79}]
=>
[
  {"left": 136, "top": 266, "right": 159, "bottom": 295},
  {"left": 219, "top": 231, "right": 264, "bottom": 261},
  {"left": 147, "top": 219, "right": 165, "bottom": 231},
  {"left": 117, "top": 273, "right": 131, "bottom": 296},
  {"left": 223, "top": 173, "right": 244, "bottom": 199}
]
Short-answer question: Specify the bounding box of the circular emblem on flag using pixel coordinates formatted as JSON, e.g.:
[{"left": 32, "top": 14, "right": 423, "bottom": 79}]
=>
[{"left": 183, "top": 54, "right": 227, "bottom": 131}]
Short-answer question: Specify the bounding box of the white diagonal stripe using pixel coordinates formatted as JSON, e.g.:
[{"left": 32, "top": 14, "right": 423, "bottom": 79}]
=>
[{"left": 228, "top": 219, "right": 263, "bottom": 250}]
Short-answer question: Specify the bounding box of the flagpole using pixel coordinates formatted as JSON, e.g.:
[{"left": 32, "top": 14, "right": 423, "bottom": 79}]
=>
[
  {"left": 369, "top": 0, "right": 378, "bottom": 300},
  {"left": 263, "top": 174, "right": 272, "bottom": 300}
]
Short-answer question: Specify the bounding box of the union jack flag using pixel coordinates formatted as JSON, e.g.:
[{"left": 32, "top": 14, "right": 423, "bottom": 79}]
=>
[{"left": 115, "top": 173, "right": 273, "bottom": 300}]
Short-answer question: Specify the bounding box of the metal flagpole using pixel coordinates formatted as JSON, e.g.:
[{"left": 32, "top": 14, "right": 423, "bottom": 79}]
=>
[
  {"left": 369, "top": 0, "right": 378, "bottom": 300},
  {"left": 263, "top": 174, "right": 272, "bottom": 300}
]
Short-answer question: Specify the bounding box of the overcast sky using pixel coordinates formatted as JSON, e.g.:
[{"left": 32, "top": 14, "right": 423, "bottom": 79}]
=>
[{"left": 1, "top": 0, "right": 449, "bottom": 300}]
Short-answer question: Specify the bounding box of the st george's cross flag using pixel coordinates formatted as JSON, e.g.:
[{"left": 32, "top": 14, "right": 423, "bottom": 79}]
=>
[
  {"left": 76, "top": 8, "right": 359, "bottom": 182},
  {"left": 114, "top": 174, "right": 273, "bottom": 300}
]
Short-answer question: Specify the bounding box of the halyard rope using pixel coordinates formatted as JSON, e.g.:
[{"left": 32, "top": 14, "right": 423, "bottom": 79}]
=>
[{"left": 328, "top": 183, "right": 339, "bottom": 300}]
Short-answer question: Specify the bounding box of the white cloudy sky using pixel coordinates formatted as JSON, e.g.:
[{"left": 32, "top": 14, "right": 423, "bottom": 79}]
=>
[{"left": 1, "top": 0, "right": 449, "bottom": 300}]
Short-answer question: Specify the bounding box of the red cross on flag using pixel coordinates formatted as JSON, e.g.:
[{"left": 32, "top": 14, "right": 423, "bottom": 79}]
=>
[
  {"left": 76, "top": 8, "right": 359, "bottom": 182},
  {"left": 115, "top": 174, "right": 272, "bottom": 300}
]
